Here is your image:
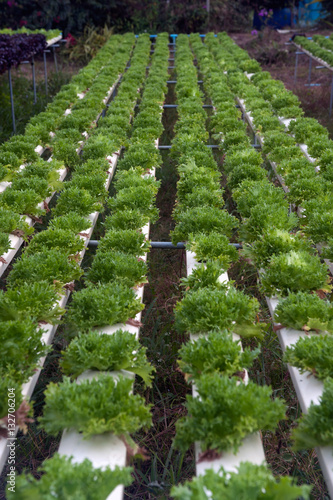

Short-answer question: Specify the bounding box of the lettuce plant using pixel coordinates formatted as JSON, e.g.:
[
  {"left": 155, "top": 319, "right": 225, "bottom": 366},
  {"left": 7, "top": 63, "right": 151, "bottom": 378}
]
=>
[
  {"left": 108, "top": 185, "right": 159, "bottom": 223},
  {"left": 174, "top": 373, "right": 285, "bottom": 453},
  {"left": 287, "top": 176, "right": 326, "bottom": 206},
  {"left": 240, "top": 204, "right": 297, "bottom": 243},
  {"left": 227, "top": 164, "right": 267, "bottom": 192},
  {"left": 260, "top": 251, "right": 330, "bottom": 296},
  {"left": 25, "top": 229, "right": 85, "bottom": 256},
  {"left": 176, "top": 160, "right": 220, "bottom": 198},
  {"left": 118, "top": 143, "right": 161, "bottom": 171},
  {"left": 0, "top": 319, "right": 48, "bottom": 384},
  {"left": 221, "top": 130, "right": 251, "bottom": 152},
  {"left": 67, "top": 283, "right": 144, "bottom": 331},
  {"left": 277, "top": 157, "right": 313, "bottom": 177},
  {"left": 288, "top": 117, "right": 328, "bottom": 144},
  {"left": 50, "top": 212, "right": 91, "bottom": 234},
  {"left": 70, "top": 173, "right": 108, "bottom": 201},
  {"left": 180, "top": 261, "right": 229, "bottom": 292},
  {"left": 98, "top": 229, "right": 150, "bottom": 256},
  {"left": 0, "top": 232, "right": 11, "bottom": 255},
  {"left": 292, "top": 378, "right": 333, "bottom": 450},
  {"left": 279, "top": 105, "right": 304, "bottom": 118},
  {"left": 261, "top": 131, "right": 295, "bottom": 157},
  {"left": 301, "top": 208, "right": 333, "bottom": 243},
  {"left": 114, "top": 167, "right": 160, "bottom": 193},
  {"left": 85, "top": 250, "right": 147, "bottom": 287},
  {"left": 253, "top": 114, "right": 284, "bottom": 134},
  {"left": 268, "top": 145, "right": 304, "bottom": 164},
  {"left": 242, "top": 229, "right": 314, "bottom": 268},
  {"left": 320, "top": 238, "right": 333, "bottom": 261},
  {"left": 223, "top": 148, "right": 262, "bottom": 174},
  {"left": 175, "top": 285, "right": 262, "bottom": 337},
  {"left": 9, "top": 454, "right": 133, "bottom": 500},
  {"left": 81, "top": 134, "right": 119, "bottom": 161},
  {"left": 174, "top": 187, "right": 223, "bottom": 216},
  {"left": 0, "top": 151, "right": 20, "bottom": 170},
  {"left": 233, "top": 180, "right": 286, "bottom": 218},
  {"left": 10, "top": 176, "right": 51, "bottom": 200},
  {"left": 74, "top": 158, "right": 110, "bottom": 176},
  {"left": 0, "top": 164, "right": 9, "bottom": 182},
  {"left": 177, "top": 329, "right": 260, "bottom": 381},
  {"left": 171, "top": 461, "right": 311, "bottom": 499},
  {"left": 104, "top": 209, "right": 150, "bottom": 231},
  {"left": 0, "top": 281, "right": 64, "bottom": 324},
  {"left": 1, "top": 136, "right": 39, "bottom": 163},
  {"left": 19, "top": 159, "right": 64, "bottom": 189},
  {"left": 284, "top": 334, "right": 333, "bottom": 380},
  {"left": 318, "top": 148, "right": 333, "bottom": 170},
  {"left": 0, "top": 189, "right": 44, "bottom": 217},
  {"left": 171, "top": 207, "right": 239, "bottom": 244},
  {"left": 187, "top": 232, "right": 239, "bottom": 265},
  {"left": 52, "top": 138, "right": 81, "bottom": 168},
  {"left": 274, "top": 291, "right": 333, "bottom": 333},
  {"left": 61, "top": 329, "right": 154, "bottom": 386},
  {"left": 39, "top": 374, "right": 152, "bottom": 439},
  {"left": 7, "top": 249, "right": 83, "bottom": 289},
  {"left": 53, "top": 187, "right": 102, "bottom": 217},
  {"left": 307, "top": 135, "right": 333, "bottom": 159}
]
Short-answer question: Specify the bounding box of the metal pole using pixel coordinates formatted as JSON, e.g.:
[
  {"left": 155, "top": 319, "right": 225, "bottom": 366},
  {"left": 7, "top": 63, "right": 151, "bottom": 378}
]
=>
[
  {"left": 329, "top": 73, "right": 333, "bottom": 118},
  {"left": 8, "top": 68, "right": 16, "bottom": 134},
  {"left": 52, "top": 46, "right": 58, "bottom": 74},
  {"left": 294, "top": 51, "right": 299, "bottom": 85},
  {"left": 31, "top": 57, "right": 37, "bottom": 104},
  {"left": 308, "top": 56, "right": 312, "bottom": 85},
  {"left": 206, "top": 0, "right": 210, "bottom": 30},
  {"left": 43, "top": 51, "right": 48, "bottom": 95}
]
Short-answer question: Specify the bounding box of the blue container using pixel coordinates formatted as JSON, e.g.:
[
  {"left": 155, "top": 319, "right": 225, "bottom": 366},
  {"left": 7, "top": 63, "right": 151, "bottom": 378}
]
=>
[{"left": 253, "top": 2, "right": 326, "bottom": 30}]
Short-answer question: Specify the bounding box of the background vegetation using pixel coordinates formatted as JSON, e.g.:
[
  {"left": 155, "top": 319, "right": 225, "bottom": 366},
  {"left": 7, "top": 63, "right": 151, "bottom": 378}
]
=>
[{"left": 0, "top": 0, "right": 296, "bottom": 36}]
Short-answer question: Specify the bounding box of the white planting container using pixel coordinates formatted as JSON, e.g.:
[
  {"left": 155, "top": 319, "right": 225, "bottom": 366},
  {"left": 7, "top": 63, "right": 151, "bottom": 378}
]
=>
[
  {"left": 265, "top": 294, "right": 333, "bottom": 498},
  {"left": 186, "top": 250, "right": 265, "bottom": 475}
]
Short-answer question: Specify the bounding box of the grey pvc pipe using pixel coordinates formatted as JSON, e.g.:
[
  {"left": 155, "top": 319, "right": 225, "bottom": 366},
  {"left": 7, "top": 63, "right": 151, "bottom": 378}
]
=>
[{"left": 87, "top": 240, "right": 242, "bottom": 249}]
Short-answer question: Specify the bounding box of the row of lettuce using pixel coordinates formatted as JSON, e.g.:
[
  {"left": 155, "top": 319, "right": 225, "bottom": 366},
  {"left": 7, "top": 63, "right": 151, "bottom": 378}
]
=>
[
  {"left": 0, "top": 33, "right": 136, "bottom": 413},
  {"left": 213, "top": 32, "right": 333, "bottom": 448},
  {"left": 0, "top": 32, "right": 139, "bottom": 429},
  {"left": 0, "top": 33, "right": 165, "bottom": 497},
  {"left": 0, "top": 28, "right": 62, "bottom": 40},
  {"left": 0, "top": 34, "right": 134, "bottom": 261},
  {"left": 294, "top": 33, "right": 333, "bottom": 68},
  {"left": 206, "top": 32, "right": 333, "bottom": 453},
  {"left": 168, "top": 34, "right": 311, "bottom": 499}
]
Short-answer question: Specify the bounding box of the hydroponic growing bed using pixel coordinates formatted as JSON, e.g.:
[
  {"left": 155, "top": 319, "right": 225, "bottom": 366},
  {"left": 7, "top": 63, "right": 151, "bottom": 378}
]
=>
[{"left": 0, "top": 31, "right": 333, "bottom": 499}]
